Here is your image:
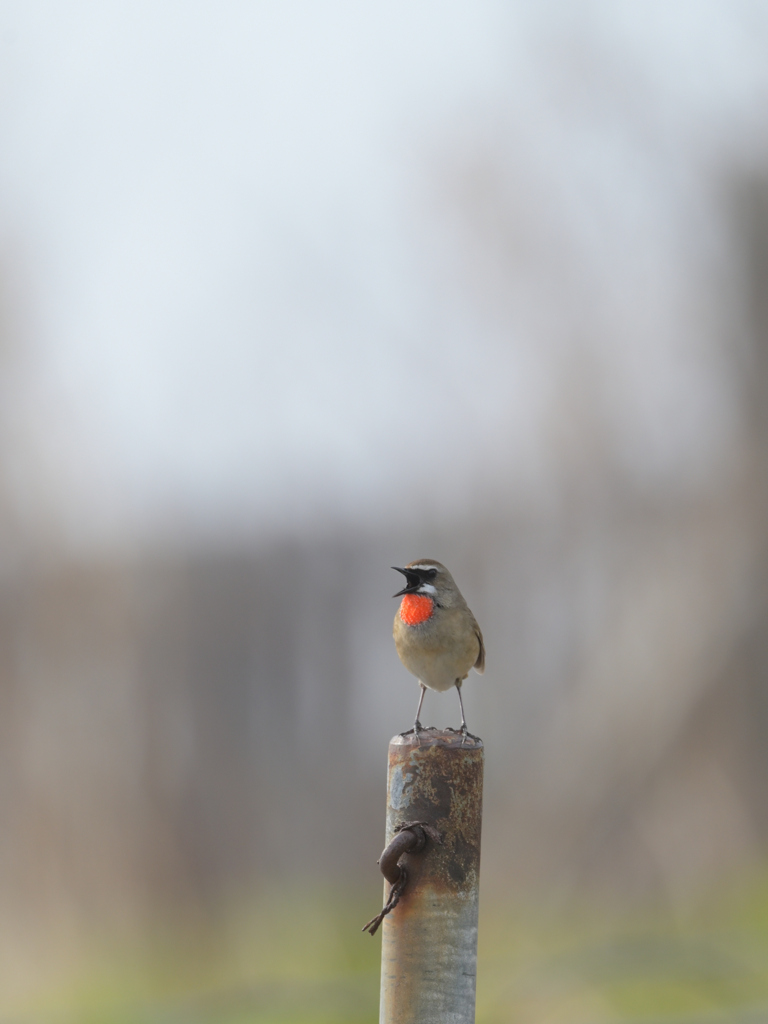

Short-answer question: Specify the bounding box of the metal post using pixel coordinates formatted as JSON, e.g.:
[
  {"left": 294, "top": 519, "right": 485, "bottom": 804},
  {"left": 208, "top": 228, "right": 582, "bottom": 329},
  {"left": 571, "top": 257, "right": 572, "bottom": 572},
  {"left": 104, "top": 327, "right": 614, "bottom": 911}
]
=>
[{"left": 378, "top": 730, "right": 484, "bottom": 1024}]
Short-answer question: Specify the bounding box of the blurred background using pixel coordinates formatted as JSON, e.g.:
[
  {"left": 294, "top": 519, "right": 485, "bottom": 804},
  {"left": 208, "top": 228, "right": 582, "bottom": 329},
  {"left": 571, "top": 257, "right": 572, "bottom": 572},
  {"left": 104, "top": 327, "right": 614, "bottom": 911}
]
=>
[{"left": 3, "top": 2, "right": 768, "bottom": 1021}]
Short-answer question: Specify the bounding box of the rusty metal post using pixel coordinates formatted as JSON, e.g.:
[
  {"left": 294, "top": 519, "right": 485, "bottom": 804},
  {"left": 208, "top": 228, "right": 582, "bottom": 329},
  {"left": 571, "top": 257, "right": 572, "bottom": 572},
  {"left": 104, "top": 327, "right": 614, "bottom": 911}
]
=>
[{"left": 379, "top": 730, "right": 484, "bottom": 1024}]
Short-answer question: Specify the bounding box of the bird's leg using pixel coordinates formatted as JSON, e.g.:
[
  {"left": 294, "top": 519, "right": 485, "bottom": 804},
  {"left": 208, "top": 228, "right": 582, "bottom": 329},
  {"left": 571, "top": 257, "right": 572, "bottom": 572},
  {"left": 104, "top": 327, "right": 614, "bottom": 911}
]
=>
[
  {"left": 413, "top": 683, "right": 426, "bottom": 735},
  {"left": 457, "top": 683, "right": 468, "bottom": 736},
  {"left": 401, "top": 684, "right": 427, "bottom": 739},
  {"left": 455, "top": 682, "right": 479, "bottom": 744}
]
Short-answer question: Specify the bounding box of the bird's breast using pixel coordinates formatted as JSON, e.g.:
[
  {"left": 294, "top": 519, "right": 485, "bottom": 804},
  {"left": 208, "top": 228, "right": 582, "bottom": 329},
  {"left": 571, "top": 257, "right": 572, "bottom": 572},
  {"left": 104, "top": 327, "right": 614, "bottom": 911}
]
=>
[{"left": 399, "top": 593, "right": 434, "bottom": 626}]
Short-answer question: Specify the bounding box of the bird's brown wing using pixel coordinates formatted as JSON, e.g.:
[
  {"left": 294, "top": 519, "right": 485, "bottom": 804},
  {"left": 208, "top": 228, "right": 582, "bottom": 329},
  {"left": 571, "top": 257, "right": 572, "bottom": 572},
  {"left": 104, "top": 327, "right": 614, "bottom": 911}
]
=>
[{"left": 473, "top": 624, "right": 485, "bottom": 674}]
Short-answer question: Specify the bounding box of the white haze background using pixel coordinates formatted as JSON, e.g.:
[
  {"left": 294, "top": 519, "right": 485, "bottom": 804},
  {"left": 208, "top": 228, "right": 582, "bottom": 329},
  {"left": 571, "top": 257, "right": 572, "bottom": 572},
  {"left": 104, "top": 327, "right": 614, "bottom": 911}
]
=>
[{"left": 0, "top": 1, "right": 765, "bottom": 547}]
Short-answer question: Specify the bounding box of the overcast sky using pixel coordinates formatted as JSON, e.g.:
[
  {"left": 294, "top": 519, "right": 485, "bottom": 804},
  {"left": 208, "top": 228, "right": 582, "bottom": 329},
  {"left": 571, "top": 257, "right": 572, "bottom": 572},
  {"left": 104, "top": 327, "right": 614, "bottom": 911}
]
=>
[{"left": 0, "top": 1, "right": 767, "bottom": 549}]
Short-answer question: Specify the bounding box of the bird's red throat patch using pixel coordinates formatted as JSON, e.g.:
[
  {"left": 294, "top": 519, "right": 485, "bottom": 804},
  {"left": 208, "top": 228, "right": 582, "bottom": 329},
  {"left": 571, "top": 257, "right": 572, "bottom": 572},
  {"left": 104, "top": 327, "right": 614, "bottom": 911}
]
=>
[{"left": 399, "top": 593, "right": 434, "bottom": 626}]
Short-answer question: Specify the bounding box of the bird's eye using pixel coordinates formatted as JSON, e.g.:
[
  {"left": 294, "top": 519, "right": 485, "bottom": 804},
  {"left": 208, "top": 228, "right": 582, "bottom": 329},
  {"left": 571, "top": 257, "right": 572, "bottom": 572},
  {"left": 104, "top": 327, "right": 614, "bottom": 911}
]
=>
[{"left": 428, "top": 569, "right": 438, "bottom": 580}]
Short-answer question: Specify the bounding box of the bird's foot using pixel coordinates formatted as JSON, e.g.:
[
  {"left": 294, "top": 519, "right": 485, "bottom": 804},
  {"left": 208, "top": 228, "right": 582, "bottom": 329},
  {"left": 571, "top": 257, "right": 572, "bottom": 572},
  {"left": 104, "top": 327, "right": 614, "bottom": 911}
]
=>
[
  {"left": 403, "top": 719, "right": 423, "bottom": 734},
  {"left": 445, "top": 724, "right": 480, "bottom": 745},
  {"left": 400, "top": 720, "right": 424, "bottom": 744},
  {"left": 460, "top": 723, "right": 480, "bottom": 746}
]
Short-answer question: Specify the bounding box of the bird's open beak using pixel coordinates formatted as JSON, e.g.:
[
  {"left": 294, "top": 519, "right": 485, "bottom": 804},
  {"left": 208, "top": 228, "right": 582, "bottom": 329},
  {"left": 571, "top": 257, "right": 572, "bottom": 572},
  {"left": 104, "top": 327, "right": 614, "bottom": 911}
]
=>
[{"left": 392, "top": 566, "right": 421, "bottom": 597}]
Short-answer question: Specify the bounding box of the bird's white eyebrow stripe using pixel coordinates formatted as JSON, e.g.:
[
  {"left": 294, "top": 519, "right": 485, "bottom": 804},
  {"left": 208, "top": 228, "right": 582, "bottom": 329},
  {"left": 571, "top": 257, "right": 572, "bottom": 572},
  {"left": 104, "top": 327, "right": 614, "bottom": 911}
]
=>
[{"left": 409, "top": 565, "right": 439, "bottom": 573}]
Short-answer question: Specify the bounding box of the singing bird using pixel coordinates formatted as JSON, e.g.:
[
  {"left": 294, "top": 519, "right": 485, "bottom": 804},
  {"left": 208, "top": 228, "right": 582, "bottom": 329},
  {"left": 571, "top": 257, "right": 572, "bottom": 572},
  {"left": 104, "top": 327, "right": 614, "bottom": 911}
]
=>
[{"left": 392, "top": 559, "right": 485, "bottom": 739}]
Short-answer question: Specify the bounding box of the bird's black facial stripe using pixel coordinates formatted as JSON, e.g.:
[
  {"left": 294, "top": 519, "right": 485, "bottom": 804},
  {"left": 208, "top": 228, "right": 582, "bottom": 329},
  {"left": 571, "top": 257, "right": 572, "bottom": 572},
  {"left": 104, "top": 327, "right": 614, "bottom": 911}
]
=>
[
  {"left": 410, "top": 567, "right": 438, "bottom": 581},
  {"left": 391, "top": 565, "right": 439, "bottom": 597}
]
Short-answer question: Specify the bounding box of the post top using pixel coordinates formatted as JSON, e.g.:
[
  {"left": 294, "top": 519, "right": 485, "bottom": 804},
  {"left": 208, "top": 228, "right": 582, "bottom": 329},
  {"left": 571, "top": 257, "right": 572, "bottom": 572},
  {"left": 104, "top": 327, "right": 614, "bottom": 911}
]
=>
[{"left": 389, "top": 728, "right": 483, "bottom": 750}]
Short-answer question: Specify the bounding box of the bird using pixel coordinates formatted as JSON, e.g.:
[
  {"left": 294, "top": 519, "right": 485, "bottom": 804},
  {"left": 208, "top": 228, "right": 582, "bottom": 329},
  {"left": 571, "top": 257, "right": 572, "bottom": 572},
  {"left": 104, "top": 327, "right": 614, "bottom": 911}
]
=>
[{"left": 392, "top": 559, "right": 485, "bottom": 740}]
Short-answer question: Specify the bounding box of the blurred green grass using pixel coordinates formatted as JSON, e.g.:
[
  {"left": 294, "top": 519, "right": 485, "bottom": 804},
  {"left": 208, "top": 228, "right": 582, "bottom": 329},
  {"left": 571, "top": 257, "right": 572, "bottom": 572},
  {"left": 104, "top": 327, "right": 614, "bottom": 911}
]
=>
[{"left": 9, "top": 872, "right": 768, "bottom": 1023}]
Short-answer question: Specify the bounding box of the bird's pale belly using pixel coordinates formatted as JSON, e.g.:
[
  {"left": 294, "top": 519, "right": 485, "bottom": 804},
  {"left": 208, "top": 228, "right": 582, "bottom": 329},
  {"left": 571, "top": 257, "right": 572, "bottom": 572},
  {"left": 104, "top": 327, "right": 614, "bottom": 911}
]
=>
[{"left": 396, "top": 635, "right": 477, "bottom": 692}]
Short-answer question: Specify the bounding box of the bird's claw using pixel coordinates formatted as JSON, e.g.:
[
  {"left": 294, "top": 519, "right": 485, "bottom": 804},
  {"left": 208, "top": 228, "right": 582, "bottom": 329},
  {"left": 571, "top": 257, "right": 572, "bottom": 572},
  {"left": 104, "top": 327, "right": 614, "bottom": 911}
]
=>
[
  {"left": 445, "top": 724, "right": 480, "bottom": 745},
  {"left": 460, "top": 724, "right": 480, "bottom": 746},
  {"left": 400, "top": 720, "right": 424, "bottom": 744}
]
